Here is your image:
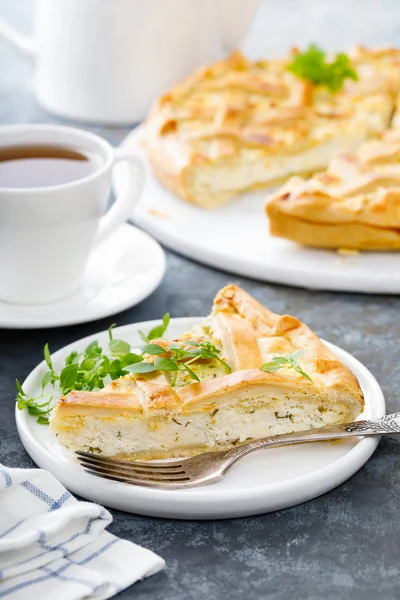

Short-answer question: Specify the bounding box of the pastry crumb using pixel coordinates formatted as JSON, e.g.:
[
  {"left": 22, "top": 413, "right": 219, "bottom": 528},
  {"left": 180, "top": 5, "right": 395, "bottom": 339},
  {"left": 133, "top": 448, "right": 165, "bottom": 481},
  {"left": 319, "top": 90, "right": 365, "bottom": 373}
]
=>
[
  {"left": 148, "top": 208, "right": 170, "bottom": 219},
  {"left": 337, "top": 248, "right": 360, "bottom": 257}
]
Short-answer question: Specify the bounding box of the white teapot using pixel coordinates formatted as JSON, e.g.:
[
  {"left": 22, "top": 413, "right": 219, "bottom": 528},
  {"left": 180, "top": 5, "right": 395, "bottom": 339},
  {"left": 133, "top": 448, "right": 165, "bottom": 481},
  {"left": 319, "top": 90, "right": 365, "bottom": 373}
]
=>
[{"left": 0, "top": 0, "right": 260, "bottom": 124}]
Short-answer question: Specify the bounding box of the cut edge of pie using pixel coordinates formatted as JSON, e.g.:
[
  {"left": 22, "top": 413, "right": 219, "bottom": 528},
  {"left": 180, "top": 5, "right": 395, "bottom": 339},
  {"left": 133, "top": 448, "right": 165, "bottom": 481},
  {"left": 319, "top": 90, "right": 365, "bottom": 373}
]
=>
[
  {"left": 50, "top": 285, "right": 364, "bottom": 460},
  {"left": 266, "top": 128, "right": 400, "bottom": 250},
  {"left": 144, "top": 46, "right": 400, "bottom": 209}
]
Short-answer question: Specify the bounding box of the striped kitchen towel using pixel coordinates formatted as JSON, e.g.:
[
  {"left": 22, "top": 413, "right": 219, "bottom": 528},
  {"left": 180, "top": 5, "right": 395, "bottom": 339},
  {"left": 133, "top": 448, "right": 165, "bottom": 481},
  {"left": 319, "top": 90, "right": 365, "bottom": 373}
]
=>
[{"left": 0, "top": 464, "right": 164, "bottom": 599}]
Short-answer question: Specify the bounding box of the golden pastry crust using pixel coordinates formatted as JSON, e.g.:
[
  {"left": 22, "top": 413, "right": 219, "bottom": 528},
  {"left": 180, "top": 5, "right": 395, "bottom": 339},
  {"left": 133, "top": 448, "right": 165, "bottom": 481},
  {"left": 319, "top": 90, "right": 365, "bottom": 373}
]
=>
[
  {"left": 51, "top": 286, "right": 364, "bottom": 458},
  {"left": 266, "top": 129, "right": 400, "bottom": 249},
  {"left": 144, "top": 47, "right": 400, "bottom": 208}
]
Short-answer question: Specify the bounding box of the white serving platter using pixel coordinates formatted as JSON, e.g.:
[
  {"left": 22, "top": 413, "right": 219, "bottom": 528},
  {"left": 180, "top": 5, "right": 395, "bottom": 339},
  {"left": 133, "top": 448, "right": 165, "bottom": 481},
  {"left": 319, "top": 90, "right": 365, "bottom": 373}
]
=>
[{"left": 112, "top": 127, "right": 400, "bottom": 294}]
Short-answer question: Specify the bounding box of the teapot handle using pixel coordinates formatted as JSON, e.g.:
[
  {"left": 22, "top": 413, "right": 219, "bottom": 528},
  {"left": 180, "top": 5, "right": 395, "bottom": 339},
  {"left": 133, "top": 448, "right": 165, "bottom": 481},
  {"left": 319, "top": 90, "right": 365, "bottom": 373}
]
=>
[{"left": 0, "top": 17, "right": 35, "bottom": 59}]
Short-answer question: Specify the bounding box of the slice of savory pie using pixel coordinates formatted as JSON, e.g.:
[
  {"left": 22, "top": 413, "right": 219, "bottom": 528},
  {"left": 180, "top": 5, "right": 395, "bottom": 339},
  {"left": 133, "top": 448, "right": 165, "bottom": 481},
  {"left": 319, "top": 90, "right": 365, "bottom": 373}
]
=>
[
  {"left": 50, "top": 286, "right": 364, "bottom": 460},
  {"left": 144, "top": 46, "right": 400, "bottom": 209},
  {"left": 266, "top": 129, "right": 400, "bottom": 250}
]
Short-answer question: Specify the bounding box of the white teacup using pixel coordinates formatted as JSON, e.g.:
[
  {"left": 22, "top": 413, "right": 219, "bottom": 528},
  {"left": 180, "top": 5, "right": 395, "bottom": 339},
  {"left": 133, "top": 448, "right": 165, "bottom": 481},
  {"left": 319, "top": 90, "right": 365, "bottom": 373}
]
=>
[{"left": 0, "top": 124, "right": 144, "bottom": 305}]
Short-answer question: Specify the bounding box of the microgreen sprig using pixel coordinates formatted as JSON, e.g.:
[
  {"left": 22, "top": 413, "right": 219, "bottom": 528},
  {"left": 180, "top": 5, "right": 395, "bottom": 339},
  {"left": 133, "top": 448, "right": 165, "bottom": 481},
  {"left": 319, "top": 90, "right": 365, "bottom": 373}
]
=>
[
  {"left": 260, "top": 350, "right": 312, "bottom": 383},
  {"left": 139, "top": 313, "right": 170, "bottom": 343},
  {"left": 126, "top": 339, "right": 231, "bottom": 387},
  {"left": 16, "top": 315, "right": 232, "bottom": 424},
  {"left": 16, "top": 379, "right": 53, "bottom": 424}
]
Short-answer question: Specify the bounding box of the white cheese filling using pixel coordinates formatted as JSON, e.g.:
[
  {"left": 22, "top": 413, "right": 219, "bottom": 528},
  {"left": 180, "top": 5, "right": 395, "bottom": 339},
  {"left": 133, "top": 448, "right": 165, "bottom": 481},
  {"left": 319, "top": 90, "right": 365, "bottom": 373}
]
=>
[
  {"left": 191, "top": 134, "right": 366, "bottom": 205},
  {"left": 54, "top": 399, "right": 349, "bottom": 458}
]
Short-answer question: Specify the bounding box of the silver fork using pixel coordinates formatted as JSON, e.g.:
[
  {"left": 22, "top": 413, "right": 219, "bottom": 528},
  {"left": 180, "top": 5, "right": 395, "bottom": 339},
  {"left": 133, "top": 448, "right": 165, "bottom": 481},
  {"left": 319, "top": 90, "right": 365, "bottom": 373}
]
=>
[{"left": 75, "top": 413, "right": 400, "bottom": 489}]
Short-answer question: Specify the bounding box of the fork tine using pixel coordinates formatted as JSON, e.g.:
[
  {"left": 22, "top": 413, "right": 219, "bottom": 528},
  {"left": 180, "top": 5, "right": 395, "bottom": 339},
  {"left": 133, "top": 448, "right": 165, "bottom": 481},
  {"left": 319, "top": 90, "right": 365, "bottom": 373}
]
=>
[
  {"left": 77, "top": 454, "right": 185, "bottom": 474},
  {"left": 84, "top": 467, "right": 190, "bottom": 487},
  {"left": 77, "top": 459, "right": 188, "bottom": 480},
  {"left": 75, "top": 451, "right": 184, "bottom": 471},
  {"left": 81, "top": 469, "right": 191, "bottom": 490}
]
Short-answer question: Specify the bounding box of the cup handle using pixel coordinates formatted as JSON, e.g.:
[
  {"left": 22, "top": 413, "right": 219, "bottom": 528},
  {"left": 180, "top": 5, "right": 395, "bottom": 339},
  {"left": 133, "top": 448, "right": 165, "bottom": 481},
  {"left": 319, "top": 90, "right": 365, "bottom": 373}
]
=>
[
  {"left": 0, "top": 18, "right": 35, "bottom": 59},
  {"left": 95, "top": 148, "right": 145, "bottom": 246}
]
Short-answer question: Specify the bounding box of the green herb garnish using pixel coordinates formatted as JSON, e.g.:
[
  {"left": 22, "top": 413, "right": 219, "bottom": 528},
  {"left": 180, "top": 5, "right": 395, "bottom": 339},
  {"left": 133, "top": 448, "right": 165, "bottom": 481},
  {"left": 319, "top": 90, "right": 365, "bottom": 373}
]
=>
[
  {"left": 126, "top": 339, "right": 230, "bottom": 387},
  {"left": 260, "top": 350, "right": 312, "bottom": 383},
  {"left": 287, "top": 44, "right": 358, "bottom": 92},
  {"left": 139, "top": 313, "right": 170, "bottom": 343},
  {"left": 16, "top": 315, "right": 231, "bottom": 424},
  {"left": 16, "top": 379, "right": 53, "bottom": 424}
]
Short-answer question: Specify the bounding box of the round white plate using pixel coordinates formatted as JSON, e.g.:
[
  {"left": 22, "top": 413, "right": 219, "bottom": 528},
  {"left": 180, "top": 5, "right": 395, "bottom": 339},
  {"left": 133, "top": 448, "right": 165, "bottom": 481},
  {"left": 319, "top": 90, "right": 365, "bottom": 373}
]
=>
[
  {"left": 113, "top": 127, "right": 400, "bottom": 294},
  {"left": 0, "top": 224, "right": 165, "bottom": 329},
  {"left": 16, "top": 317, "right": 385, "bottom": 520}
]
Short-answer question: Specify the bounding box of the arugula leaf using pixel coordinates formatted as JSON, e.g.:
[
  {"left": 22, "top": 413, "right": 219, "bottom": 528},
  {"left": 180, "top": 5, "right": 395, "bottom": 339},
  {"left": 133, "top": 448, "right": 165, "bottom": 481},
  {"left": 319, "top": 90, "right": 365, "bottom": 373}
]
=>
[{"left": 287, "top": 44, "right": 358, "bottom": 92}]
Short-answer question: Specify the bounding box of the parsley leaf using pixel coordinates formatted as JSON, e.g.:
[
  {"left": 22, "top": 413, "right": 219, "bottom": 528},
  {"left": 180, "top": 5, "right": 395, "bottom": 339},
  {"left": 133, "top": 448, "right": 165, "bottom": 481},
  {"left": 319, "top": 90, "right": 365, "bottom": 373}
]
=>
[{"left": 287, "top": 44, "right": 358, "bottom": 92}]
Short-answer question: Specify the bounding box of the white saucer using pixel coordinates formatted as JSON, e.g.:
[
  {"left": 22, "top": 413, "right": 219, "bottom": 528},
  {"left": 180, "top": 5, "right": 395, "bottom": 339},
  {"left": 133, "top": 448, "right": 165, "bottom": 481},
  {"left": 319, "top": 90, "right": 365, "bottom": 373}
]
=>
[
  {"left": 113, "top": 126, "right": 400, "bottom": 294},
  {"left": 16, "top": 317, "right": 385, "bottom": 520},
  {"left": 0, "top": 224, "right": 165, "bottom": 329}
]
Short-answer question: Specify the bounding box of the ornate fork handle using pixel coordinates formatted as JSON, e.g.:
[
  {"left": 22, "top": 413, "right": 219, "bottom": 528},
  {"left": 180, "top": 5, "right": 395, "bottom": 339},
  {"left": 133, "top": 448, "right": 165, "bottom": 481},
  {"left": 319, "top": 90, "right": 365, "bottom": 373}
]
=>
[{"left": 224, "top": 412, "right": 400, "bottom": 465}]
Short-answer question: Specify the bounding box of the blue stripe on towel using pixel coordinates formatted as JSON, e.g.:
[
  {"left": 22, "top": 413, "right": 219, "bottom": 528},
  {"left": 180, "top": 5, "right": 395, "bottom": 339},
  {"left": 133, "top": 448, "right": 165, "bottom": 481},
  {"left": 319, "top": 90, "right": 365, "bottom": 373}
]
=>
[
  {"left": 0, "top": 562, "right": 98, "bottom": 597},
  {"left": 20, "top": 481, "right": 56, "bottom": 507},
  {"left": 50, "top": 491, "right": 72, "bottom": 510},
  {"left": 0, "top": 520, "right": 25, "bottom": 540},
  {"left": 76, "top": 538, "right": 119, "bottom": 565},
  {"left": 5, "top": 515, "right": 103, "bottom": 572},
  {"left": 0, "top": 467, "right": 12, "bottom": 488},
  {"left": 20, "top": 482, "right": 71, "bottom": 510},
  {"left": 38, "top": 531, "right": 68, "bottom": 558}
]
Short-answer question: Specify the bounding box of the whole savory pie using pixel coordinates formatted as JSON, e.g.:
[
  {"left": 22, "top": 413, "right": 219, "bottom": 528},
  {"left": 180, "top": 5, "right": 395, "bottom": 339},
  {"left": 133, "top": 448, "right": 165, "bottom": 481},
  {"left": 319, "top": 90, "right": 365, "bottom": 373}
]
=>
[
  {"left": 144, "top": 46, "right": 400, "bottom": 209},
  {"left": 50, "top": 286, "right": 364, "bottom": 459},
  {"left": 266, "top": 129, "right": 400, "bottom": 249}
]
